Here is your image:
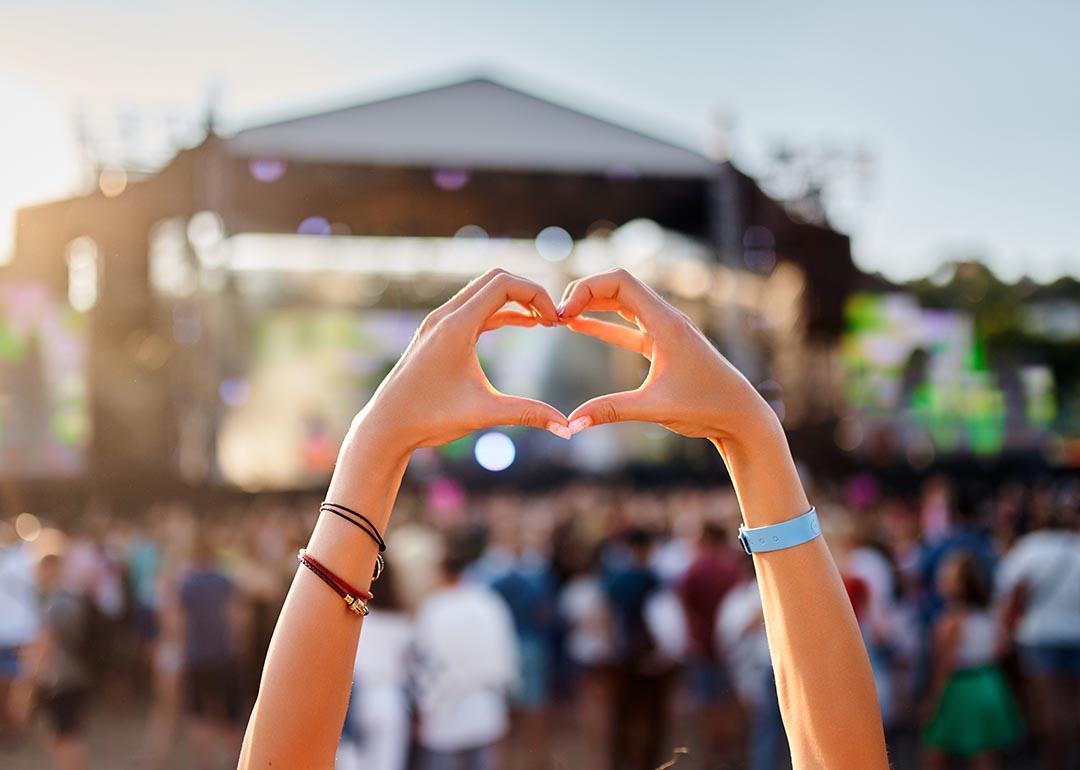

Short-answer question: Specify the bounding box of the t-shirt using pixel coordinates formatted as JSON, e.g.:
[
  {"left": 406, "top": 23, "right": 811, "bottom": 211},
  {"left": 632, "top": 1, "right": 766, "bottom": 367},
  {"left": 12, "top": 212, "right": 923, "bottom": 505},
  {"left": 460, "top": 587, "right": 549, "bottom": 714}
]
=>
[
  {"left": 490, "top": 566, "right": 554, "bottom": 642},
  {"left": 353, "top": 609, "right": 413, "bottom": 689},
  {"left": 604, "top": 565, "right": 661, "bottom": 666},
  {"left": 558, "top": 576, "right": 613, "bottom": 666},
  {"left": 179, "top": 569, "right": 235, "bottom": 665},
  {"left": 677, "top": 551, "right": 738, "bottom": 659},
  {"left": 413, "top": 583, "right": 518, "bottom": 752},
  {"left": 997, "top": 531, "right": 1080, "bottom": 646},
  {"left": 0, "top": 543, "right": 40, "bottom": 648},
  {"left": 716, "top": 580, "right": 771, "bottom": 703}
]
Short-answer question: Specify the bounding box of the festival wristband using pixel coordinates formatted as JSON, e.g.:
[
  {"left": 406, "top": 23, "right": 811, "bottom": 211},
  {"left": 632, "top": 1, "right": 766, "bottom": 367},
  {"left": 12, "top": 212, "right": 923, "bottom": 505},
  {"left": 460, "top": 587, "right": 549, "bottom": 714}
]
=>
[{"left": 738, "top": 507, "right": 820, "bottom": 555}]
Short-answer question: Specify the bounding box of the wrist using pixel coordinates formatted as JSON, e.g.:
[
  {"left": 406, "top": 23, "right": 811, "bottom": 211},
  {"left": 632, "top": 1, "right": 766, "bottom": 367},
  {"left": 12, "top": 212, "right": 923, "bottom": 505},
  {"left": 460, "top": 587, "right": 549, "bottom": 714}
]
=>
[
  {"left": 708, "top": 395, "right": 783, "bottom": 451},
  {"left": 345, "top": 406, "right": 416, "bottom": 463},
  {"left": 711, "top": 409, "right": 809, "bottom": 528}
]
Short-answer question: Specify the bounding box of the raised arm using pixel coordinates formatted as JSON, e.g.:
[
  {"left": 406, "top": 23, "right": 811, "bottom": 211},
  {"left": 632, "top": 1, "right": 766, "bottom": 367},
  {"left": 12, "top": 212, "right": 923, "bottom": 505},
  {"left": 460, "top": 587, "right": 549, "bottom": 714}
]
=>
[
  {"left": 559, "top": 269, "right": 888, "bottom": 770},
  {"left": 239, "top": 270, "right": 568, "bottom": 769}
]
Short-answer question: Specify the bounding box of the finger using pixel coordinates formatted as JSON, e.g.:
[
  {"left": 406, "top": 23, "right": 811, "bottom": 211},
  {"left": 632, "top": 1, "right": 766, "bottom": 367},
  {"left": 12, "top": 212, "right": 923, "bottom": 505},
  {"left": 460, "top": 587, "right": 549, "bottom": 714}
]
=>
[
  {"left": 557, "top": 278, "right": 581, "bottom": 311},
  {"left": 456, "top": 273, "right": 559, "bottom": 328},
  {"left": 566, "top": 389, "right": 654, "bottom": 433},
  {"left": 564, "top": 317, "right": 650, "bottom": 359},
  {"left": 428, "top": 268, "right": 509, "bottom": 325},
  {"left": 558, "top": 269, "right": 670, "bottom": 327},
  {"left": 481, "top": 310, "right": 541, "bottom": 332},
  {"left": 561, "top": 299, "right": 641, "bottom": 327},
  {"left": 488, "top": 393, "right": 572, "bottom": 440},
  {"left": 558, "top": 280, "right": 639, "bottom": 325}
]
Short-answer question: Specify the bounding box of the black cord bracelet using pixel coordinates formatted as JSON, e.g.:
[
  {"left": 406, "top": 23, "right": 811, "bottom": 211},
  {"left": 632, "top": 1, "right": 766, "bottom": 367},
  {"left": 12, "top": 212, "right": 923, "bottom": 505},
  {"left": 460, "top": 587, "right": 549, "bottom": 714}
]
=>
[{"left": 319, "top": 501, "right": 387, "bottom": 552}]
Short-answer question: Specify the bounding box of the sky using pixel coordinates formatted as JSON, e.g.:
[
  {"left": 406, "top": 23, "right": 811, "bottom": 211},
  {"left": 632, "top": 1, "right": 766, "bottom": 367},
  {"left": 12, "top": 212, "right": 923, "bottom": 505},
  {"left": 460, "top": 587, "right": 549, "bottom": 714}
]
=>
[{"left": 1, "top": 0, "right": 1078, "bottom": 282}]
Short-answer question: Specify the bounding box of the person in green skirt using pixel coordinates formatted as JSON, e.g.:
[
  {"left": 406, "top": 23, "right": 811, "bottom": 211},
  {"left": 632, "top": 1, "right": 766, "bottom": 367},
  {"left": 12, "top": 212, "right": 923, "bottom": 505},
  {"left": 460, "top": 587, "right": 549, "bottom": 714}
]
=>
[{"left": 923, "top": 552, "right": 1023, "bottom": 769}]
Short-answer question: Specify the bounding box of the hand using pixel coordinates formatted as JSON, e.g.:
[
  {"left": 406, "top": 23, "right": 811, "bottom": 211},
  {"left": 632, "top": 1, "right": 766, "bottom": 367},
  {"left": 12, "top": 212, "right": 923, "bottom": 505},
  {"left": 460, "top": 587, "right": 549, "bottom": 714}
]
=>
[
  {"left": 355, "top": 269, "right": 571, "bottom": 453},
  {"left": 558, "top": 268, "right": 778, "bottom": 445}
]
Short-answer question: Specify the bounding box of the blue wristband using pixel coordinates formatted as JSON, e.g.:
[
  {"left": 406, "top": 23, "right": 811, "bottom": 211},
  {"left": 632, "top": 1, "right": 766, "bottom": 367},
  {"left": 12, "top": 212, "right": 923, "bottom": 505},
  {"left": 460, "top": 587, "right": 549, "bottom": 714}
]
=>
[{"left": 738, "top": 507, "right": 820, "bottom": 555}]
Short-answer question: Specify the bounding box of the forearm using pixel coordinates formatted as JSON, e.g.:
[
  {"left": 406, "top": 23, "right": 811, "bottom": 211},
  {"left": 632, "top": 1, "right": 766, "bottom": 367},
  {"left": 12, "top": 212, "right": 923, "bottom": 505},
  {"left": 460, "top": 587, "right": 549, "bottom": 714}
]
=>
[
  {"left": 240, "top": 415, "right": 410, "bottom": 769},
  {"left": 717, "top": 415, "right": 888, "bottom": 770}
]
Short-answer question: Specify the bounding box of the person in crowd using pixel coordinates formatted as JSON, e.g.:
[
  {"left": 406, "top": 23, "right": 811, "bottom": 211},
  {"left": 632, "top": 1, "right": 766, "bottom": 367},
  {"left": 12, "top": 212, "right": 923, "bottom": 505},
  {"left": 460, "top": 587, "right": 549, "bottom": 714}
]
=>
[
  {"left": 915, "top": 483, "right": 998, "bottom": 706},
  {"left": 486, "top": 537, "right": 556, "bottom": 770},
  {"left": 716, "top": 555, "right": 785, "bottom": 770},
  {"left": 996, "top": 498, "right": 1080, "bottom": 770},
  {"left": 0, "top": 525, "right": 39, "bottom": 745},
  {"left": 412, "top": 533, "right": 519, "bottom": 770},
  {"left": 556, "top": 538, "right": 613, "bottom": 770},
  {"left": 138, "top": 547, "right": 186, "bottom": 769},
  {"left": 230, "top": 524, "right": 289, "bottom": 706},
  {"left": 126, "top": 521, "right": 162, "bottom": 659},
  {"left": 179, "top": 535, "right": 243, "bottom": 770},
  {"left": 338, "top": 562, "right": 413, "bottom": 770},
  {"left": 676, "top": 521, "right": 741, "bottom": 768},
  {"left": 923, "top": 552, "right": 1022, "bottom": 769},
  {"left": 603, "top": 527, "right": 678, "bottom": 770},
  {"left": 9, "top": 551, "right": 93, "bottom": 770},
  {"left": 836, "top": 510, "right": 902, "bottom": 727},
  {"left": 918, "top": 483, "right": 998, "bottom": 626}
]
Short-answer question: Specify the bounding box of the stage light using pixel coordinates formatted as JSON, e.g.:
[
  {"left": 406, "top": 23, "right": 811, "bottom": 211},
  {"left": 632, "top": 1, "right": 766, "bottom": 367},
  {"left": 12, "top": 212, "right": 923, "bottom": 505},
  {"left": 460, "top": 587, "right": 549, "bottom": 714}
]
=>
[{"left": 474, "top": 431, "right": 516, "bottom": 471}]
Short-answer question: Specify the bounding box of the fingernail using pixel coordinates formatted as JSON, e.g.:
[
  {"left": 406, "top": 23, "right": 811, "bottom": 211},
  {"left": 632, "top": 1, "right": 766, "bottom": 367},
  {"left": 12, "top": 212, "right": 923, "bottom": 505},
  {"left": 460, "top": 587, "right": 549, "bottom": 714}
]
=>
[
  {"left": 568, "top": 416, "right": 592, "bottom": 435},
  {"left": 546, "top": 422, "right": 572, "bottom": 440}
]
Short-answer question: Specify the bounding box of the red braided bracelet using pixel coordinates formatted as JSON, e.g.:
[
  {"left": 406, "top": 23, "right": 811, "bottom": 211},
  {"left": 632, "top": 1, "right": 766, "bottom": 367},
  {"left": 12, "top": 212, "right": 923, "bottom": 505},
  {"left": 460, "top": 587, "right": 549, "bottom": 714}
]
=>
[{"left": 297, "top": 549, "right": 373, "bottom": 616}]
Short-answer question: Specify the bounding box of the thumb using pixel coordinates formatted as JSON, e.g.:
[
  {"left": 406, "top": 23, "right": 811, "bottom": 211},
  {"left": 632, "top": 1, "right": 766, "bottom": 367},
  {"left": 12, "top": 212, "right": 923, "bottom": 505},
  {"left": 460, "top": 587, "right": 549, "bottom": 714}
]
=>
[
  {"left": 567, "top": 388, "right": 652, "bottom": 434},
  {"left": 490, "top": 394, "right": 572, "bottom": 440}
]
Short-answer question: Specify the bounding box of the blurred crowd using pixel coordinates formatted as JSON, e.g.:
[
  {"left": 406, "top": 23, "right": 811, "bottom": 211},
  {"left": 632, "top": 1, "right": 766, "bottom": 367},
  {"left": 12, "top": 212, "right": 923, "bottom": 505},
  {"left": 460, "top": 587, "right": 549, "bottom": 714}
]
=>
[{"left": 1, "top": 473, "right": 1079, "bottom": 770}]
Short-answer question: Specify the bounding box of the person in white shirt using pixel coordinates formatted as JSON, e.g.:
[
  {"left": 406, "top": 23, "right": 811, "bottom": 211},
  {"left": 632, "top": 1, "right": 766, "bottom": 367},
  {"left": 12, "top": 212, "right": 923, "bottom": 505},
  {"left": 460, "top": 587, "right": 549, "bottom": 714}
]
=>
[
  {"left": 716, "top": 560, "right": 785, "bottom": 770},
  {"left": 413, "top": 536, "right": 518, "bottom": 770},
  {"left": 557, "top": 542, "right": 614, "bottom": 770},
  {"left": 337, "top": 562, "right": 413, "bottom": 770},
  {"left": 996, "top": 507, "right": 1080, "bottom": 770}
]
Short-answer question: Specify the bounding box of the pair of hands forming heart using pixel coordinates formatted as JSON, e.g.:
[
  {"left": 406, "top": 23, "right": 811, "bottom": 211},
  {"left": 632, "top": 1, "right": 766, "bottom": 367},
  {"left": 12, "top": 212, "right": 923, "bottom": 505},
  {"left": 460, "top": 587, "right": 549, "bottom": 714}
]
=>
[{"left": 358, "top": 268, "right": 780, "bottom": 458}]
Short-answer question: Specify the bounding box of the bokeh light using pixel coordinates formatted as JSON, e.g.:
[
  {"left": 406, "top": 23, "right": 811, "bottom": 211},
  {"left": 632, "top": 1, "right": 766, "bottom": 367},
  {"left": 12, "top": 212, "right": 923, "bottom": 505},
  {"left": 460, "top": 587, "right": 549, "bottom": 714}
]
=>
[
  {"left": 14, "top": 512, "right": 41, "bottom": 542},
  {"left": 219, "top": 377, "right": 251, "bottom": 407},
  {"left": 474, "top": 431, "right": 516, "bottom": 471},
  {"left": 98, "top": 166, "right": 127, "bottom": 197},
  {"left": 298, "top": 216, "right": 332, "bottom": 236},
  {"left": 187, "top": 211, "right": 225, "bottom": 251},
  {"left": 612, "top": 218, "right": 664, "bottom": 261},
  {"left": 65, "top": 236, "right": 99, "bottom": 312},
  {"left": 249, "top": 157, "right": 287, "bottom": 183},
  {"left": 743, "top": 225, "right": 777, "bottom": 273},
  {"left": 535, "top": 226, "right": 573, "bottom": 262},
  {"left": 433, "top": 168, "right": 470, "bottom": 191}
]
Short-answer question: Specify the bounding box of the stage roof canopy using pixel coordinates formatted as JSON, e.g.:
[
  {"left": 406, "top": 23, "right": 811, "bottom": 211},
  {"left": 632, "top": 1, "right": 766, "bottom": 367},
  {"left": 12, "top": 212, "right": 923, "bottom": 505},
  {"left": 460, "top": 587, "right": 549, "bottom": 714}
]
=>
[{"left": 226, "top": 77, "right": 717, "bottom": 178}]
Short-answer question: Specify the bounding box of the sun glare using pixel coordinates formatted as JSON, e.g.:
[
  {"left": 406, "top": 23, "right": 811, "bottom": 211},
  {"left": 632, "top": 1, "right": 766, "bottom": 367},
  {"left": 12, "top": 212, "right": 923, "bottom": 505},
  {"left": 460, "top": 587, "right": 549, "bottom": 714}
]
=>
[{"left": 0, "top": 78, "right": 82, "bottom": 263}]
